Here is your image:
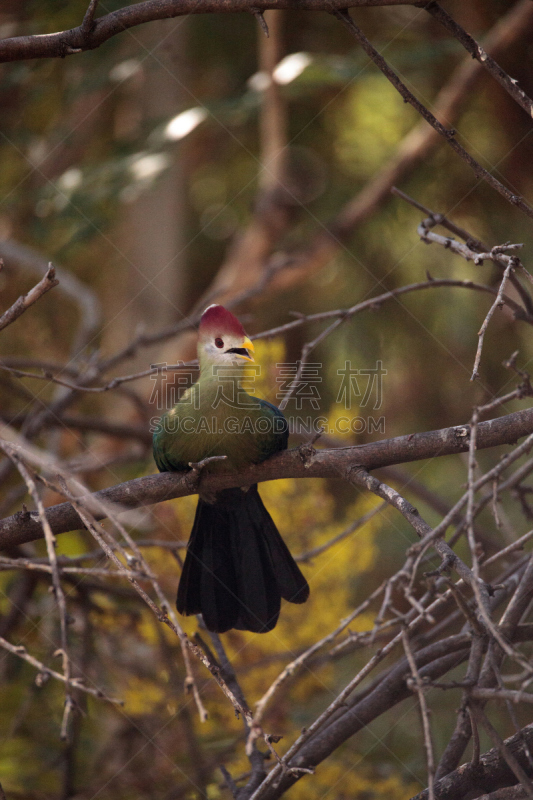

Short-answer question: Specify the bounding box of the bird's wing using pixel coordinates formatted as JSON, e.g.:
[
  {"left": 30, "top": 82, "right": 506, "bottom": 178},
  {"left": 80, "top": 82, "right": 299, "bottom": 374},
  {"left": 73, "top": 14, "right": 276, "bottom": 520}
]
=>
[{"left": 257, "top": 398, "right": 289, "bottom": 454}]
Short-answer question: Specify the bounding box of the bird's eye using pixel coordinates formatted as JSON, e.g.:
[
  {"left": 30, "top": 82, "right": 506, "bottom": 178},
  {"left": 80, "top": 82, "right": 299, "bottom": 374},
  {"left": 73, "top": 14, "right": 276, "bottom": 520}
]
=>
[{"left": 215, "top": 337, "right": 224, "bottom": 349}]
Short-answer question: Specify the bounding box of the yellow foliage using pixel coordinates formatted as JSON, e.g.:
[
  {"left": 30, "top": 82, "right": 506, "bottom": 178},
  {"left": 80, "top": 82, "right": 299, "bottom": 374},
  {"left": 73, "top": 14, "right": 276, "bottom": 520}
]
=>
[
  {"left": 149, "top": 334, "right": 390, "bottom": 792},
  {"left": 326, "top": 402, "right": 360, "bottom": 442},
  {"left": 205, "top": 476, "right": 381, "bottom": 710},
  {"left": 206, "top": 783, "right": 223, "bottom": 799},
  {"left": 0, "top": 737, "right": 55, "bottom": 794},
  {"left": 223, "top": 746, "right": 417, "bottom": 800},
  {"left": 333, "top": 74, "right": 417, "bottom": 178},
  {"left": 123, "top": 675, "right": 165, "bottom": 715},
  {"left": 242, "top": 337, "right": 287, "bottom": 403},
  {"left": 167, "top": 491, "right": 198, "bottom": 531},
  {"left": 55, "top": 530, "right": 87, "bottom": 558},
  {"left": 136, "top": 610, "right": 164, "bottom": 647},
  {"left": 261, "top": 478, "right": 378, "bottom": 642},
  {"left": 287, "top": 758, "right": 418, "bottom": 800},
  {"left": 0, "top": 572, "right": 14, "bottom": 616}
]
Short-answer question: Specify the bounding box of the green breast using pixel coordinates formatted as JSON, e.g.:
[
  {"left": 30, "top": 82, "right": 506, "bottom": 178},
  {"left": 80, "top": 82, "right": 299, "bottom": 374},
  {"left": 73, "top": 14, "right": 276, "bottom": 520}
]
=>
[{"left": 153, "top": 380, "right": 287, "bottom": 473}]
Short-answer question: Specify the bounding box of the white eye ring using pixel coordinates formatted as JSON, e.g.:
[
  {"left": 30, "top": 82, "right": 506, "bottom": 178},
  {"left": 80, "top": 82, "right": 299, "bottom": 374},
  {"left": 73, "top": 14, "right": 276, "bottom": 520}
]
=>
[{"left": 215, "top": 337, "right": 224, "bottom": 349}]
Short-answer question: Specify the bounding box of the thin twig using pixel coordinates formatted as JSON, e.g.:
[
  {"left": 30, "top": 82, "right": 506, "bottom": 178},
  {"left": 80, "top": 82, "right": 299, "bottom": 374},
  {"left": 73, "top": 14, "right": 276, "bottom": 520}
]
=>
[
  {"left": 81, "top": 0, "right": 99, "bottom": 33},
  {"left": 472, "top": 260, "right": 517, "bottom": 380},
  {"left": 0, "top": 264, "right": 58, "bottom": 332},
  {"left": 251, "top": 7, "right": 269, "bottom": 36},
  {"left": 425, "top": 2, "right": 533, "bottom": 118},
  {"left": 0, "top": 444, "right": 74, "bottom": 741},
  {"left": 295, "top": 502, "right": 386, "bottom": 562},
  {"left": 472, "top": 705, "right": 533, "bottom": 798},
  {"left": 465, "top": 407, "right": 533, "bottom": 673},
  {"left": 332, "top": 10, "right": 533, "bottom": 220},
  {"left": 402, "top": 628, "right": 436, "bottom": 800},
  {"left": 252, "top": 580, "right": 388, "bottom": 728},
  {"left": 0, "top": 635, "right": 122, "bottom": 704},
  {"left": 468, "top": 704, "right": 481, "bottom": 766}
]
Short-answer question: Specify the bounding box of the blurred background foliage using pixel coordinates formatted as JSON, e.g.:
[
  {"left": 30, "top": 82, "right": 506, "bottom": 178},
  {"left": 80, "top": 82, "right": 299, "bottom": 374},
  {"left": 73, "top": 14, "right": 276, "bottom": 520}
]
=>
[{"left": 0, "top": 0, "right": 533, "bottom": 797}]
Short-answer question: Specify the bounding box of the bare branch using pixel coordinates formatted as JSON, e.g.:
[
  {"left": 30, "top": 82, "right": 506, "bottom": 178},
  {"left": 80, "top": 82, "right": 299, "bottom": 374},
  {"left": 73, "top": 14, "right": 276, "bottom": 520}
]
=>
[
  {"left": 471, "top": 707, "right": 533, "bottom": 799},
  {"left": 333, "top": 10, "right": 533, "bottom": 220},
  {"left": 425, "top": 2, "right": 533, "bottom": 119},
  {"left": 403, "top": 629, "right": 436, "bottom": 800},
  {"left": 0, "top": 443, "right": 74, "bottom": 741},
  {"left": 470, "top": 689, "right": 533, "bottom": 705},
  {"left": 473, "top": 259, "right": 521, "bottom": 380},
  {"left": 81, "top": 0, "right": 99, "bottom": 34},
  {"left": 0, "top": 634, "right": 122, "bottom": 705},
  {"left": 465, "top": 405, "right": 533, "bottom": 674},
  {"left": 0, "top": 264, "right": 58, "bottom": 332},
  {"left": 2, "top": 406, "right": 533, "bottom": 546},
  {"left": 252, "top": 635, "right": 473, "bottom": 799},
  {"left": 0, "top": 240, "right": 101, "bottom": 355},
  {"left": 392, "top": 187, "right": 533, "bottom": 317},
  {"left": 478, "top": 789, "right": 530, "bottom": 800},
  {"left": 411, "top": 723, "right": 533, "bottom": 800},
  {"left": 252, "top": 580, "right": 388, "bottom": 729},
  {"left": 4, "top": 277, "right": 526, "bottom": 402},
  {"left": 251, "top": 7, "right": 269, "bottom": 36},
  {"left": 295, "top": 502, "right": 386, "bottom": 562},
  {"left": 0, "top": 0, "right": 411, "bottom": 64}
]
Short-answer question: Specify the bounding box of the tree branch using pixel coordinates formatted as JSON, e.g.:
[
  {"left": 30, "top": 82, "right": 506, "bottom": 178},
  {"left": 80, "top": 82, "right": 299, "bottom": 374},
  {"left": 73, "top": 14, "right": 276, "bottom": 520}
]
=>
[
  {"left": 332, "top": 9, "right": 533, "bottom": 221},
  {"left": 423, "top": 1, "right": 533, "bottom": 119},
  {"left": 411, "top": 722, "right": 533, "bottom": 800},
  {"left": 0, "top": 264, "right": 58, "bottom": 332},
  {"left": 0, "top": 0, "right": 411, "bottom": 64},
  {"left": 1, "top": 405, "right": 532, "bottom": 547},
  {"left": 403, "top": 629, "right": 436, "bottom": 800},
  {"left": 0, "top": 240, "right": 101, "bottom": 355}
]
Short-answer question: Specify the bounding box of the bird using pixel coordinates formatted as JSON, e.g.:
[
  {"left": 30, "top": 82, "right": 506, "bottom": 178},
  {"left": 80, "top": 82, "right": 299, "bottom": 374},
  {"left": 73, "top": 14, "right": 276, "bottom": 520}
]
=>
[{"left": 153, "top": 304, "right": 309, "bottom": 634}]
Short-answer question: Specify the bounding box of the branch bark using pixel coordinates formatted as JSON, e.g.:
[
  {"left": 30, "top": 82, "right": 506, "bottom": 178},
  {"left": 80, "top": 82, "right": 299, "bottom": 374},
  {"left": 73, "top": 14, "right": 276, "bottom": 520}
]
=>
[
  {"left": 411, "top": 723, "right": 533, "bottom": 800},
  {"left": 423, "top": 1, "right": 533, "bottom": 119},
  {"left": 1, "top": 405, "right": 532, "bottom": 547},
  {"left": 247, "top": 0, "right": 533, "bottom": 298},
  {"left": 0, "top": 240, "right": 101, "bottom": 354},
  {"left": 0, "top": 0, "right": 411, "bottom": 64},
  {"left": 332, "top": 9, "right": 533, "bottom": 221},
  {"left": 0, "top": 264, "right": 58, "bottom": 332}
]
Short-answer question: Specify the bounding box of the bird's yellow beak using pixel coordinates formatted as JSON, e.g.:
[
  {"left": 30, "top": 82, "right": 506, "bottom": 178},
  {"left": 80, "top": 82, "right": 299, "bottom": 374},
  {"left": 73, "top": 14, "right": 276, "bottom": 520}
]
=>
[{"left": 240, "top": 336, "right": 255, "bottom": 361}]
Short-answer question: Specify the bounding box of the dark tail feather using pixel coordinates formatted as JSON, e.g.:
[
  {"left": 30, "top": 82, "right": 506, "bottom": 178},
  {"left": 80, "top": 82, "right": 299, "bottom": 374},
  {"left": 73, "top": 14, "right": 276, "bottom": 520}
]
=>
[
  {"left": 177, "top": 485, "right": 309, "bottom": 633},
  {"left": 177, "top": 497, "right": 240, "bottom": 633}
]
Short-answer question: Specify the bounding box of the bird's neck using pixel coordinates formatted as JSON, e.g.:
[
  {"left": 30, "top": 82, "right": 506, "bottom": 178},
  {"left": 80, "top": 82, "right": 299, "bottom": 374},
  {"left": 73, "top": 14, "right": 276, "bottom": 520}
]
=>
[
  {"left": 198, "top": 359, "right": 245, "bottom": 383},
  {"left": 196, "top": 359, "right": 253, "bottom": 414}
]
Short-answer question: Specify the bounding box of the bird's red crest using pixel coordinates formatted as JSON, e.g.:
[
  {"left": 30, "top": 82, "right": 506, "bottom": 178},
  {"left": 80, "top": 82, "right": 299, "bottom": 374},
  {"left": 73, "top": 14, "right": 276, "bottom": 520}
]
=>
[{"left": 199, "top": 305, "right": 246, "bottom": 338}]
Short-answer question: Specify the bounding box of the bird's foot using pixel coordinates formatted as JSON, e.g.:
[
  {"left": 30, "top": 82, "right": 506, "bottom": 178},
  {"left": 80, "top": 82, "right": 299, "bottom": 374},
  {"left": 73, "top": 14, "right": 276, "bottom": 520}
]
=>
[
  {"left": 187, "top": 455, "right": 227, "bottom": 503},
  {"left": 298, "top": 426, "right": 324, "bottom": 468},
  {"left": 199, "top": 486, "right": 219, "bottom": 505}
]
